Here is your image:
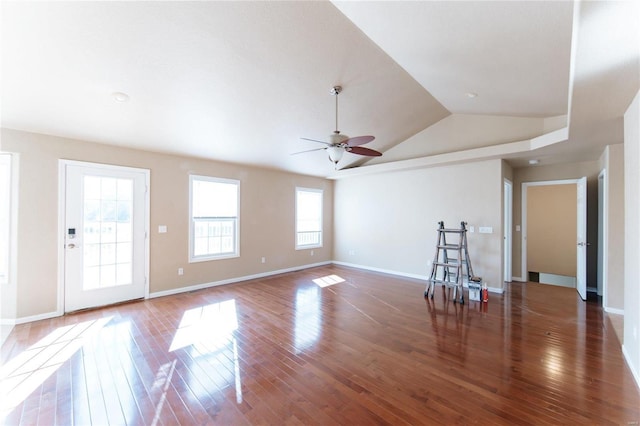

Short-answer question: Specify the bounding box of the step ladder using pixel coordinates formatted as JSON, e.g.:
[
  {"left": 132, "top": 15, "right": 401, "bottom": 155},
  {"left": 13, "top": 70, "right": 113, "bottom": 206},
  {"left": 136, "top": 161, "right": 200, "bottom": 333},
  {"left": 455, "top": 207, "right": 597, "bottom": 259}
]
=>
[{"left": 424, "top": 221, "right": 479, "bottom": 304}]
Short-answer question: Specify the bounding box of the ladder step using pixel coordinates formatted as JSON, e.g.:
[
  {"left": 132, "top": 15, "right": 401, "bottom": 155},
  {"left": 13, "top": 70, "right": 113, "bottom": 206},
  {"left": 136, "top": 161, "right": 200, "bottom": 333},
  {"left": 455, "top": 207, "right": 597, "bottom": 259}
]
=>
[
  {"left": 428, "top": 279, "right": 460, "bottom": 287},
  {"left": 438, "top": 229, "right": 466, "bottom": 233},
  {"left": 434, "top": 261, "right": 462, "bottom": 267},
  {"left": 436, "top": 244, "right": 462, "bottom": 249}
]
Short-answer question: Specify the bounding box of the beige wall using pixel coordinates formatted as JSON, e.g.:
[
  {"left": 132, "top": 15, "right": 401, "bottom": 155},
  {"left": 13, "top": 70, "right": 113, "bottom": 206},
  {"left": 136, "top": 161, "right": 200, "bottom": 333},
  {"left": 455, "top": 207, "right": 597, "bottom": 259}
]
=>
[
  {"left": 2, "top": 128, "right": 333, "bottom": 319},
  {"left": 512, "top": 160, "right": 600, "bottom": 285},
  {"left": 526, "top": 184, "right": 577, "bottom": 277},
  {"left": 623, "top": 90, "right": 640, "bottom": 383},
  {"left": 333, "top": 159, "right": 504, "bottom": 291},
  {"left": 599, "top": 144, "right": 625, "bottom": 311}
]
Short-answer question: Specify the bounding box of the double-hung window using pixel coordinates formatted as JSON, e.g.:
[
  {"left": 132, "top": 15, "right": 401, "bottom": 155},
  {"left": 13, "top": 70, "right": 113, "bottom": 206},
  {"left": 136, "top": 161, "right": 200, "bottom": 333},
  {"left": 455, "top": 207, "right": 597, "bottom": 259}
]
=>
[
  {"left": 189, "top": 175, "right": 239, "bottom": 262},
  {"left": 295, "top": 187, "right": 322, "bottom": 249}
]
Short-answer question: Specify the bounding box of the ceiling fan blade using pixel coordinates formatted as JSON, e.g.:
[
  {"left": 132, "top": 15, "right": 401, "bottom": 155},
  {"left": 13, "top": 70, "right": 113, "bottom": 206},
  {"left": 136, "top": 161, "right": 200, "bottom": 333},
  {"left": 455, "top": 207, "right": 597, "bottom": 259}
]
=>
[
  {"left": 301, "top": 137, "right": 331, "bottom": 146},
  {"left": 347, "top": 146, "right": 382, "bottom": 157},
  {"left": 346, "top": 135, "right": 375, "bottom": 147},
  {"left": 291, "top": 147, "right": 327, "bottom": 155}
]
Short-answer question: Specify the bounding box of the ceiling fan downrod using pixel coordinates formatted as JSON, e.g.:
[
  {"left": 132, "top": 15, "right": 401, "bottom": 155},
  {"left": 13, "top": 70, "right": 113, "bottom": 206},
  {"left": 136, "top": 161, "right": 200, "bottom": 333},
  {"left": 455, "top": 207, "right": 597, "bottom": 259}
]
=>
[{"left": 331, "top": 85, "right": 342, "bottom": 136}]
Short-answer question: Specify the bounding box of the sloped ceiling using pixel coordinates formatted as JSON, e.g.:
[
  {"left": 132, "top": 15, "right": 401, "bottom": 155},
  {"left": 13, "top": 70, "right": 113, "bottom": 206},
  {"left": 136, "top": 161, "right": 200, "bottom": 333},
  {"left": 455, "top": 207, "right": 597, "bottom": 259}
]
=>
[{"left": 1, "top": 1, "right": 639, "bottom": 177}]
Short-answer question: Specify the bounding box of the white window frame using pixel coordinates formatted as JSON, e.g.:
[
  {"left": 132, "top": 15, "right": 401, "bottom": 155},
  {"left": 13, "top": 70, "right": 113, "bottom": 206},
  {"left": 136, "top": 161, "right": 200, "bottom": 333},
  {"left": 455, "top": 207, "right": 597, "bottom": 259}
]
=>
[
  {"left": 295, "top": 187, "right": 323, "bottom": 250},
  {"left": 189, "top": 175, "right": 240, "bottom": 262},
  {"left": 0, "top": 154, "right": 12, "bottom": 285}
]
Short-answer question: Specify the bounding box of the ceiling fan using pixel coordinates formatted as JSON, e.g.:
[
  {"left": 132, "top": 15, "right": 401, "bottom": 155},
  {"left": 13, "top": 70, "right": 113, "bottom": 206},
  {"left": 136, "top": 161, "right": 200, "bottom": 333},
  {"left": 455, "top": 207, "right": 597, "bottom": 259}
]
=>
[{"left": 293, "top": 86, "right": 382, "bottom": 167}]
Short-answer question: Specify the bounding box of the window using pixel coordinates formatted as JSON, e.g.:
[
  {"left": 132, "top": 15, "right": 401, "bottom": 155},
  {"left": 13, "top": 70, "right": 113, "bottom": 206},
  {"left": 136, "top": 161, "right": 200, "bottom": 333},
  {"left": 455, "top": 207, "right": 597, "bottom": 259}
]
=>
[
  {"left": 296, "top": 187, "right": 322, "bottom": 249},
  {"left": 0, "top": 154, "right": 11, "bottom": 284},
  {"left": 190, "top": 175, "right": 239, "bottom": 262}
]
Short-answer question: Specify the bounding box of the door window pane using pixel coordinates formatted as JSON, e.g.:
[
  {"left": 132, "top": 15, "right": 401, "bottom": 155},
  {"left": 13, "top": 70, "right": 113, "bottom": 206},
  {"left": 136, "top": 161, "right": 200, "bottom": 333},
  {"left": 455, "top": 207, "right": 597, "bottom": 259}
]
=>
[{"left": 83, "top": 176, "right": 134, "bottom": 289}]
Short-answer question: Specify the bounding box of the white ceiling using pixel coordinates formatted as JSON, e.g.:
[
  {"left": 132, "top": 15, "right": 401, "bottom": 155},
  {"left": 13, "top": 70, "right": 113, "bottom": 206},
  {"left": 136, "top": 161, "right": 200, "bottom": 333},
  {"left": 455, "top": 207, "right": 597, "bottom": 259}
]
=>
[{"left": 1, "top": 1, "right": 638, "bottom": 177}]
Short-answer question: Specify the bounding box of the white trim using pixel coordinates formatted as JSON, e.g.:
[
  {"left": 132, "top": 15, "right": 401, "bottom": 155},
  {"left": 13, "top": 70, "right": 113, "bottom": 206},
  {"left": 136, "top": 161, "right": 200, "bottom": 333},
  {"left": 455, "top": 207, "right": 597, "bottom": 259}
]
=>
[
  {"left": 521, "top": 178, "right": 581, "bottom": 283},
  {"left": 332, "top": 261, "right": 505, "bottom": 294},
  {"left": 149, "top": 261, "right": 331, "bottom": 298},
  {"left": 332, "top": 261, "right": 427, "bottom": 282},
  {"left": 598, "top": 168, "right": 608, "bottom": 304},
  {"left": 57, "top": 163, "right": 67, "bottom": 317},
  {"left": 328, "top": 128, "right": 568, "bottom": 180},
  {"left": 504, "top": 178, "right": 513, "bottom": 282},
  {"left": 511, "top": 276, "right": 525, "bottom": 282},
  {"left": 622, "top": 344, "right": 640, "bottom": 390},
  {"left": 0, "top": 318, "right": 16, "bottom": 326},
  {"left": 15, "top": 311, "right": 61, "bottom": 325},
  {"left": 58, "top": 159, "right": 151, "bottom": 313},
  {"left": 604, "top": 306, "right": 624, "bottom": 315}
]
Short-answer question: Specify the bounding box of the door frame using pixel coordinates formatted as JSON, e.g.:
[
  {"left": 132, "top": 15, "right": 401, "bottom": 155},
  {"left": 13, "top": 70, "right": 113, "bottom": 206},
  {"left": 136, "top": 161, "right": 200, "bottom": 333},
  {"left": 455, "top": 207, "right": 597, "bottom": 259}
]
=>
[
  {"left": 504, "top": 179, "right": 513, "bottom": 282},
  {"left": 57, "top": 159, "right": 150, "bottom": 315},
  {"left": 521, "top": 178, "right": 584, "bottom": 287},
  {"left": 598, "top": 169, "right": 607, "bottom": 305}
]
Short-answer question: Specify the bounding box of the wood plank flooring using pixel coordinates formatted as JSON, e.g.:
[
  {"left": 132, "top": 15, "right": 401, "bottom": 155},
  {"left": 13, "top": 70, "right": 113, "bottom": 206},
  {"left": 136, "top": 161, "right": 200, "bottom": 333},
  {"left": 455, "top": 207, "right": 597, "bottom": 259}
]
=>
[{"left": 1, "top": 264, "right": 639, "bottom": 425}]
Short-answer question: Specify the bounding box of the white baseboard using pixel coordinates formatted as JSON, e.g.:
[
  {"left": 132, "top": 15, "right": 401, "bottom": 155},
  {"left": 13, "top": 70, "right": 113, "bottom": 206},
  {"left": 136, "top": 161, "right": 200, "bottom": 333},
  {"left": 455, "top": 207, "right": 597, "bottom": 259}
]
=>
[
  {"left": 511, "top": 276, "right": 525, "bottom": 282},
  {"left": 540, "top": 273, "right": 576, "bottom": 288},
  {"left": 149, "top": 261, "right": 331, "bottom": 299},
  {"left": 332, "top": 261, "right": 504, "bottom": 294},
  {"left": 622, "top": 344, "right": 640, "bottom": 390},
  {"left": 332, "top": 261, "right": 428, "bottom": 282},
  {"left": 604, "top": 306, "right": 624, "bottom": 315},
  {"left": 15, "top": 310, "right": 62, "bottom": 325}
]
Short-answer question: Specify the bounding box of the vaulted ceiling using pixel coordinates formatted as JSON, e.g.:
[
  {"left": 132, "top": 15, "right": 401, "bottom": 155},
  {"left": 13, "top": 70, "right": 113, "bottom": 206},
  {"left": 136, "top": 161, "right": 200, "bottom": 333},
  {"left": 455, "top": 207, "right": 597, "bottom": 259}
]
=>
[{"left": 1, "top": 1, "right": 638, "bottom": 177}]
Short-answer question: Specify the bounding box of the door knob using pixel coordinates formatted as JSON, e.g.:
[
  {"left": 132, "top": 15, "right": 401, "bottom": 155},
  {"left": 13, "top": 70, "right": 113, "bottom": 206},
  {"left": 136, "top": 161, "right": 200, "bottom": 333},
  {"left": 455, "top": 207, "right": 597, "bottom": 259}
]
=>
[{"left": 67, "top": 243, "right": 77, "bottom": 249}]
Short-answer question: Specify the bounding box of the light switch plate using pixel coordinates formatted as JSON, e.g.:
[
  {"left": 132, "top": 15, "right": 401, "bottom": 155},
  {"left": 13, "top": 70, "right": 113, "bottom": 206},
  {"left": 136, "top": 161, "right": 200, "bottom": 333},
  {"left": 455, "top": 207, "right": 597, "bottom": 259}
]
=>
[
  {"left": 479, "top": 226, "right": 493, "bottom": 234},
  {"left": 158, "top": 225, "right": 167, "bottom": 233}
]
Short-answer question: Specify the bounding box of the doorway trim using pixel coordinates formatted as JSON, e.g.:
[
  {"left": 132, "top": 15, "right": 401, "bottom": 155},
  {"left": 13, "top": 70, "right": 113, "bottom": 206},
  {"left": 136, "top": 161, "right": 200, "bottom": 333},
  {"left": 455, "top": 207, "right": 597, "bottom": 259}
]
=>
[
  {"left": 521, "top": 178, "right": 581, "bottom": 283},
  {"left": 598, "top": 168, "right": 608, "bottom": 307},
  {"left": 57, "top": 159, "right": 150, "bottom": 315},
  {"left": 504, "top": 179, "right": 513, "bottom": 282}
]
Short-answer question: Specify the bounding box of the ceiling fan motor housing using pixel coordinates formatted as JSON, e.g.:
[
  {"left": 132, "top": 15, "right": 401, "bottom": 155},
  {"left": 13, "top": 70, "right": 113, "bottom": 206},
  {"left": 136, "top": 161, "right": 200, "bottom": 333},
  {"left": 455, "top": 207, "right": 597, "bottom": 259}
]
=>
[{"left": 329, "top": 132, "right": 349, "bottom": 145}]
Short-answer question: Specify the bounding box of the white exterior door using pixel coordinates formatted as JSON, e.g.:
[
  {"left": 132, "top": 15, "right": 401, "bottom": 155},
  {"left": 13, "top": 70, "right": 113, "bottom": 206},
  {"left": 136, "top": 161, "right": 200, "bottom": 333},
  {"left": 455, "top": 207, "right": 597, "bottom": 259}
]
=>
[
  {"left": 62, "top": 161, "right": 149, "bottom": 312},
  {"left": 576, "top": 176, "right": 587, "bottom": 300}
]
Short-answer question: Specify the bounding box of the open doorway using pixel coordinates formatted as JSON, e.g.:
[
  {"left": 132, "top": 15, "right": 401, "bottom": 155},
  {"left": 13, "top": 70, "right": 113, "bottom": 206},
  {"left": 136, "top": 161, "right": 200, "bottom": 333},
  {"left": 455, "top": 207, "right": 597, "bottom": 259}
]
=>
[{"left": 521, "top": 178, "right": 588, "bottom": 300}]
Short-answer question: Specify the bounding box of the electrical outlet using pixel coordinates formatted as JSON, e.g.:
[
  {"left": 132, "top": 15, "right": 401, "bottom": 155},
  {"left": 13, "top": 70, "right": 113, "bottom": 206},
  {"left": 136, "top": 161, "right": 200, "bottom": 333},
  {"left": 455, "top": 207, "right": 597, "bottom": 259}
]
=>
[
  {"left": 469, "top": 226, "right": 475, "bottom": 233},
  {"left": 261, "top": 257, "right": 266, "bottom": 264},
  {"left": 178, "top": 268, "right": 183, "bottom": 276},
  {"left": 158, "top": 225, "right": 167, "bottom": 233},
  {"left": 310, "top": 250, "right": 314, "bottom": 256},
  {"left": 349, "top": 250, "right": 355, "bottom": 255}
]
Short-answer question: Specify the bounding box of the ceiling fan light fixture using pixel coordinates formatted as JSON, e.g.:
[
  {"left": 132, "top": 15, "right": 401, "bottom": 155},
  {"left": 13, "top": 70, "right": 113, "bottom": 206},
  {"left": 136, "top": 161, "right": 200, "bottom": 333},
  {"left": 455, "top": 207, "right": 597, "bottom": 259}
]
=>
[{"left": 327, "top": 146, "right": 344, "bottom": 164}]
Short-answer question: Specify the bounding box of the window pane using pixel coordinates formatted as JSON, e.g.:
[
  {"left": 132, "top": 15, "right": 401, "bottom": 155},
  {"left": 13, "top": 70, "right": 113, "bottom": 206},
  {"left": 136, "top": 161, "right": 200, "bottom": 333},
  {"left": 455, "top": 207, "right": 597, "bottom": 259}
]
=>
[
  {"left": 193, "top": 179, "right": 238, "bottom": 218},
  {"left": 296, "top": 188, "right": 322, "bottom": 248},
  {"left": 190, "top": 176, "right": 239, "bottom": 260}
]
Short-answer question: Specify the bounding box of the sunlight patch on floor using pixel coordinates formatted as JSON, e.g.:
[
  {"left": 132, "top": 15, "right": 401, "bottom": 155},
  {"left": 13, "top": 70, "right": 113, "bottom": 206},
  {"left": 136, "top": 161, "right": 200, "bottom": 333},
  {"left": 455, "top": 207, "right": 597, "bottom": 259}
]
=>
[
  {"left": 312, "top": 274, "right": 345, "bottom": 288},
  {"left": 0, "top": 317, "right": 112, "bottom": 416}
]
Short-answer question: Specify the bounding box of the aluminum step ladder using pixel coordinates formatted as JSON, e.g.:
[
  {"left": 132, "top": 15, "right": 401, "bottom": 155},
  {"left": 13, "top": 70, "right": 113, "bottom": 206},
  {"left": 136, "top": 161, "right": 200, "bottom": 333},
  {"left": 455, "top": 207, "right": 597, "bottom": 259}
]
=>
[{"left": 424, "top": 221, "right": 479, "bottom": 304}]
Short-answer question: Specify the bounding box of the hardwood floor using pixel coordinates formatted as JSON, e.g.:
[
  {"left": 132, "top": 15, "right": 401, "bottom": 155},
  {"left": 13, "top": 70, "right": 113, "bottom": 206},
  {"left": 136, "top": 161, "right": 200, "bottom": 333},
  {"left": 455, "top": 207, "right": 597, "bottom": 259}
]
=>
[{"left": 1, "top": 264, "right": 639, "bottom": 425}]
